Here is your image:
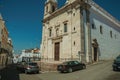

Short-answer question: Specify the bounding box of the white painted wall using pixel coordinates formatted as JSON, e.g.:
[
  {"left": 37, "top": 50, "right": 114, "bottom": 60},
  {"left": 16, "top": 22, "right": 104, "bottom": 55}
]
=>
[{"left": 90, "top": 6, "right": 120, "bottom": 60}]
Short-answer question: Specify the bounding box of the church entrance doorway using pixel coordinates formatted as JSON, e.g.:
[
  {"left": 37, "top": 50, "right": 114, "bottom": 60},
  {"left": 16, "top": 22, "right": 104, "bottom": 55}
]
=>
[{"left": 54, "top": 42, "right": 60, "bottom": 61}]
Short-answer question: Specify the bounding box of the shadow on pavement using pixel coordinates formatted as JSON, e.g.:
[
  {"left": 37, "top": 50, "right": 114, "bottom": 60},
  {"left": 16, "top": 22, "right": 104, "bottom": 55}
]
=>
[{"left": 0, "top": 64, "right": 20, "bottom": 80}]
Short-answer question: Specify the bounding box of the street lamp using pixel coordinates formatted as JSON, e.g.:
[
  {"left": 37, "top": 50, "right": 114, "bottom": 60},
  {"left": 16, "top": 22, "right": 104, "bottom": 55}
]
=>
[{"left": 78, "top": 51, "right": 81, "bottom": 61}]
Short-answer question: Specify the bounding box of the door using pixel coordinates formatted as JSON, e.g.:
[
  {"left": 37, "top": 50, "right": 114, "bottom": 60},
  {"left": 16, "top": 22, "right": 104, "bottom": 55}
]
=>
[
  {"left": 54, "top": 42, "right": 60, "bottom": 61},
  {"left": 94, "top": 47, "right": 97, "bottom": 61}
]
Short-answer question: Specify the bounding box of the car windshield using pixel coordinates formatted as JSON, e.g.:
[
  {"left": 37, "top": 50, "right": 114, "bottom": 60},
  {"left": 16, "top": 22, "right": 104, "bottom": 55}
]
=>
[
  {"left": 29, "top": 63, "right": 37, "bottom": 66},
  {"left": 116, "top": 56, "right": 120, "bottom": 59},
  {"left": 115, "top": 56, "right": 120, "bottom": 62}
]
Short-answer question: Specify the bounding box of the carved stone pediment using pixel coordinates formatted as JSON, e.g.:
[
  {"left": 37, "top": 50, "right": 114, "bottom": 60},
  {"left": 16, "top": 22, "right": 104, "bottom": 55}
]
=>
[
  {"left": 52, "top": 36, "right": 63, "bottom": 43},
  {"left": 92, "top": 39, "right": 99, "bottom": 48}
]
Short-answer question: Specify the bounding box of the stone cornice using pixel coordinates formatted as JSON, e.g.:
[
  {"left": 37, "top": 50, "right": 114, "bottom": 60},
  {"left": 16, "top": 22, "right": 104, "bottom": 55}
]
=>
[
  {"left": 43, "top": 0, "right": 120, "bottom": 29},
  {"left": 43, "top": 0, "right": 85, "bottom": 23},
  {"left": 89, "top": 1, "right": 120, "bottom": 28}
]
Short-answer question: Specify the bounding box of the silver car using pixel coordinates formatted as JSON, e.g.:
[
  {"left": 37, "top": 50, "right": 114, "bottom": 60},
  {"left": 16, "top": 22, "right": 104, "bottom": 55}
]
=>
[
  {"left": 24, "top": 62, "right": 39, "bottom": 74},
  {"left": 17, "top": 62, "right": 39, "bottom": 74}
]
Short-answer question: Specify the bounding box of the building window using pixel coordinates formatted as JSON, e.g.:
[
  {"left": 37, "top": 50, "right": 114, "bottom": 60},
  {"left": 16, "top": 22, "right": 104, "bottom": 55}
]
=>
[
  {"left": 100, "top": 25, "right": 103, "bottom": 34},
  {"left": 46, "top": 6, "right": 48, "bottom": 13},
  {"left": 74, "top": 41, "right": 75, "bottom": 46},
  {"left": 49, "top": 29, "right": 52, "bottom": 37},
  {"left": 74, "top": 27, "right": 75, "bottom": 31},
  {"left": 73, "top": 13, "right": 75, "bottom": 16},
  {"left": 110, "top": 31, "right": 112, "bottom": 38},
  {"left": 92, "top": 23, "right": 95, "bottom": 29},
  {"left": 52, "top": 6, "right": 55, "bottom": 12},
  {"left": 64, "top": 23, "right": 67, "bottom": 32}
]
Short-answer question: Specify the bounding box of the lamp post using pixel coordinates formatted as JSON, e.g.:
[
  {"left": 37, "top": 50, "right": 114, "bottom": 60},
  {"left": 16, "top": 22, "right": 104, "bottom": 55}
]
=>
[{"left": 78, "top": 51, "right": 81, "bottom": 61}]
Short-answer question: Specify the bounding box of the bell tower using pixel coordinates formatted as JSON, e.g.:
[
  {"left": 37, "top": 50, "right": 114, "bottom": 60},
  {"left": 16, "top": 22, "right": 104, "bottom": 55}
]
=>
[{"left": 44, "top": 0, "right": 58, "bottom": 18}]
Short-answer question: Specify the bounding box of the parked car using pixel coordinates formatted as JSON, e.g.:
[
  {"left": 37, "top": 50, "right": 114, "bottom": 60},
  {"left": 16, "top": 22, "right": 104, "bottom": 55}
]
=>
[
  {"left": 16, "top": 61, "right": 26, "bottom": 71},
  {"left": 57, "top": 60, "right": 86, "bottom": 73},
  {"left": 17, "top": 62, "right": 39, "bottom": 74},
  {"left": 113, "top": 55, "right": 120, "bottom": 71}
]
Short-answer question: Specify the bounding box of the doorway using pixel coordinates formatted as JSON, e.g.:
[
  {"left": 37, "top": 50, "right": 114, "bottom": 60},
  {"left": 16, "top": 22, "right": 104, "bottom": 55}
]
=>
[
  {"left": 94, "top": 47, "right": 97, "bottom": 62},
  {"left": 54, "top": 42, "right": 60, "bottom": 61}
]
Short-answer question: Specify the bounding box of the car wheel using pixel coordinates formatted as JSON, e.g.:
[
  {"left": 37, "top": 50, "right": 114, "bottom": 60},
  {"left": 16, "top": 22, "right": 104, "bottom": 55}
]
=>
[
  {"left": 113, "top": 68, "right": 117, "bottom": 71},
  {"left": 60, "top": 71, "right": 64, "bottom": 73},
  {"left": 68, "top": 68, "right": 73, "bottom": 73},
  {"left": 37, "top": 71, "right": 39, "bottom": 74},
  {"left": 83, "top": 65, "right": 86, "bottom": 69}
]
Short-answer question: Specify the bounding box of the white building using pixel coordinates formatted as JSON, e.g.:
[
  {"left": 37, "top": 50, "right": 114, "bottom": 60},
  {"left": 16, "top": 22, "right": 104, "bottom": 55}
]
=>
[
  {"left": 19, "top": 48, "right": 40, "bottom": 62},
  {"left": 40, "top": 0, "right": 120, "bottom": 71}
]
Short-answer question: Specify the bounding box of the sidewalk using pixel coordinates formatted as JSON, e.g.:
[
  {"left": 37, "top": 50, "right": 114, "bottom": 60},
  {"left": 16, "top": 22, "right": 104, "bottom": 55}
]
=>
[
  {"left": 87, "top": 60, "right": 113, "bottom": 67},
  {"left": 40, "top": 60, "right": 112, "bottom": 73}
]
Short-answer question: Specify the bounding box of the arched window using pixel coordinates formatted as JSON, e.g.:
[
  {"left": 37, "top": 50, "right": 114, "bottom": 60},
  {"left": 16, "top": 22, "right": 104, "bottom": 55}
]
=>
[{"left": 52, "top": 6, "right": 55, "bottom": 12}]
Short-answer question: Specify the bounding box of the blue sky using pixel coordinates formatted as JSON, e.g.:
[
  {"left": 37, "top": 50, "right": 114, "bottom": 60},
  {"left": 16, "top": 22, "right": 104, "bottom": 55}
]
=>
[{"left": 0, "top": 0, "right": 120, "bottom": 54}]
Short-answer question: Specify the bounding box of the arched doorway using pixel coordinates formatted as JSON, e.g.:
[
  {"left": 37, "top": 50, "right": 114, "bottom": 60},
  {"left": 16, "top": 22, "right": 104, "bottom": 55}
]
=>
[{"left": 92, "top": 39, "right": 99, "bottom": 62}]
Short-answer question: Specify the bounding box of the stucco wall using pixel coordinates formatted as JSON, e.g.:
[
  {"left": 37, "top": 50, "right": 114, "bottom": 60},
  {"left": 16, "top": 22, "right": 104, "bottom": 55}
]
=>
[{"left": 90, "top": 6, "right": 120, "bottom": 60}]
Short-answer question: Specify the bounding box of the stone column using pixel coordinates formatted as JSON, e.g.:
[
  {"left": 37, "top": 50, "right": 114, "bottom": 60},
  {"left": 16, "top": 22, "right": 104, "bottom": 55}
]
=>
[
  {"left": 80, "top": 6, "right": 85, "bottom": 62},
  {"left": 85, "top": 9, "right": 92, "bottom": 63}
]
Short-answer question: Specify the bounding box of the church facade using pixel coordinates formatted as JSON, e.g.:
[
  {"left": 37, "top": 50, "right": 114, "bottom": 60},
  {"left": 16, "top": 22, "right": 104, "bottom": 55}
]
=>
[{"left": 41, "top": 0, "right": 120, "bottom": 66}]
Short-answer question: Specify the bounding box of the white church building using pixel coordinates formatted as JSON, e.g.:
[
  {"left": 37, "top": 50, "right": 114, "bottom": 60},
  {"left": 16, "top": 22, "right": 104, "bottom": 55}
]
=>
[{"left": 40, "top": 0, "right": 120, "bottom": 70}]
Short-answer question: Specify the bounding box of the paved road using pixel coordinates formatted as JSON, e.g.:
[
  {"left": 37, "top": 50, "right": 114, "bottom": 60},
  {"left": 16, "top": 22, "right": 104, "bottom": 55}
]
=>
[
  {"left": 0, "top": 61, "right": 120, "bottom": 80},
  {"left": 36, "top": 61, "right": 120, "bottom": 80}
]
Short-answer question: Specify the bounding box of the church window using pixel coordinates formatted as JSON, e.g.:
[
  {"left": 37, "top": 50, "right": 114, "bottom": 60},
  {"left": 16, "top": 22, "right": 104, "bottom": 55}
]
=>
[
  {"left": 52, "top": 6, "right": 55, "bottom": 12},
  {"left": 74, "top": 41, "right": 75, "bottom": 46},
  {"left": 92, "top": 23, "right": 95, "bottom": 29},
  {"left": 74, "top": 27, "right": 75, "bottom": 31},
  {"left": 73, "top": 13, "right": 75, "bottom": 16},
  {"left": 64, "top": 23, "right": 67, "bottom": 32},
  {"left": 110, "top": 31, "right": 112, "bottom": 38},
  {"left": 46, "top": 6, "right": 48, "bottom": 13},
  {"left": 100, "top": 25, "right": 103, "bottom": 34},
  {"left": 49, "top": 29, "right": 52, "bottom": 37}
]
